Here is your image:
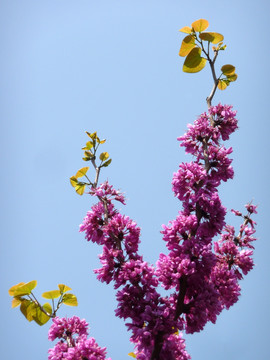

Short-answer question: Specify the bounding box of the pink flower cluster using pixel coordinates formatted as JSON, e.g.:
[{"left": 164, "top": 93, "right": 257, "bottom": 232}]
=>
[
  {"left": 78, "top": 104, "right": 257, "bottom": 359},
  {"left": 48, "top": 316, "right": 111, "bottom": 360},
  {"left": 80, "top": 184, "right": 190, "bottom": 358},
  {"left": 155, "top": 104, "right": 257, "bottom": 335}
]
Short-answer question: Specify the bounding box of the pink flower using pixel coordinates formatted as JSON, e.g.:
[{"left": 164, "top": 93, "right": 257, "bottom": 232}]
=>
[
  {"left": 245, "top": 203, "right": 258, "bottom": 214},
  {"left": 48, "top": 317, "right": 110, "bottom": 360},
  {"left": 172, "top": 162, "right": 207, "bottom": 201},
  {"left": 90, "top": 181, "right": 126, "bottom": 205},
  {"left": 48, "top": 316, "right": 88, "bottom": 341}
]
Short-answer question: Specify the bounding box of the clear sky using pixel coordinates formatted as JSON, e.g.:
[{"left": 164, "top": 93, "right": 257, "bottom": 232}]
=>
[{"left": 1, "top": 1, "right": 269, "bottom": 359}]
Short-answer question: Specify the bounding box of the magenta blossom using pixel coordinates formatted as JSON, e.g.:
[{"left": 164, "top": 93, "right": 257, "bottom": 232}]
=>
[
  {"left": 48, "top": 317, "right": 111, "bottom": 360},
  {"left": 77, "top": 104, "right": 257, "bottom": 359}
]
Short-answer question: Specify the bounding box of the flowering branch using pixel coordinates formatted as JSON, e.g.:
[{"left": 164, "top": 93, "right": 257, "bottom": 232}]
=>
[
  {"left": 72, "top": 19, "right": 257, "bottom": 360},
  {"left": 9, "top": 18, "right": 257, "bottom": 360}
]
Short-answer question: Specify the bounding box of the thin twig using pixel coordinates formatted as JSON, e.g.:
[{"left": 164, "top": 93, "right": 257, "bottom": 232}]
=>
[
  {"left": 30, "top": 292, "right": 53, "bottom": 318},
  {"left": 90, "top": 158, "right": 101, "bottom": 188},
  {"left": 206, "top": 51, "right": 219, "bottom": 111}
]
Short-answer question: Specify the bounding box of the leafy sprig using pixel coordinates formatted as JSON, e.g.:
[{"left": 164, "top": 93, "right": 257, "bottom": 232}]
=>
[
  {"left": 179, "top": 19, "right": 237, "bottom": 104},
  {"left": 70, "top": 131, "right": 112, "bottom": 195},
  {"left": 9, "top": 281, "right": 77, "bottom": 326}
]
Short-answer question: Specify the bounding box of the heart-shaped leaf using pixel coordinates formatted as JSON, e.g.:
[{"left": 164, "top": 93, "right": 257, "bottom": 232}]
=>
[
  {"left": 218, "top": 79, "right": 228, "bottom": 90},
  {"left": 75, "top": 183, "right": 86, "bottom": 196},
  {"left": 99, "top": 152, "right": 109, "bottom": 162},
  {"left": 9, "top": 281, "right": 37, "bottom": 297},
  {"left": 191, "top": 19, "right": 209, "bottom": 32},
  {"left": 76, "top": 167, "right": 89, "bottom": 178},
  {"left": 58, "top": 284, "right": 72, "bottom": 293},
  {"left": 221, "top": 64, "right": 235, "bottom": 76},
  {"left": 183, "top": 47, "right": 207, "bottom": 73},
  {"left": 62, "top": 293, "right": 78, "bottom": 306},
  {"left": 179, "top": 35, "right": 195, "bottom": 57},
  {"left": 42, "top": 290, "right": 61, "bottom": 299},
  {"left": 70, "top": 176, "right": 78, "bottom": 187},
  {"left": 199, "top": 32, "right": 224, "bottom": 44}
]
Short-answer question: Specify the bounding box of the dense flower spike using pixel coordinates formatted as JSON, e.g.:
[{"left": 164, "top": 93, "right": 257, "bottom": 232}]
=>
[
  {"left": 80, "top": 184, "right": 191, "bottom": 357},
  {"left": 78, "top": 104, "right": 257, "bottom": 358},
  {"left": 155, "top": 105, "right": 257, "bottom": 337}
]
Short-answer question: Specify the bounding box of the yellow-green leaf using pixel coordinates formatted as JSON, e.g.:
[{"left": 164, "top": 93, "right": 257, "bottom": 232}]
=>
[
  {"left": 99, "top": 139, "right": 106, "bottom": 144},
  {"left": 179, "top": 35, "right": 195, "bottom": 57},
  {"left": 20, "top": 300, "right": 33, "bottom": 321},
  {"left": 26, "top": 302, "right": 39, "bottom": 321},
  {"left": 192, "top": 19, "right": 209, "bottom": 32},
  {"left": 9, "top": 282, "right": 25, "bottom": 296},
  {"left": 218, "top": 79, "right": 228, "bottom": 90},
  {"left": 42, "top": 290, "right": 61, "bottom": 299},
  {"left": 221, "top": 64, "right": 235, "bottom": 76},
  {"left": 219, "top": 44, "right": 227, "bottom": 51},
  {"left": 99, "top": 152, "right": 109, "bottom": 162},
  {"left": 43, "top": 302, "right": 52, "bottom": 315},
  {"left": 58, "top": 284, "right": 72, "bottom": 293},
  {"left": 183, "top": 47, "right": 207, "bottom": 73},
  {"left": 12, "top": 296, "right": 22, "bottom": 308},
  {"left": 70, "top": 176, "right": 78, "bottom": 187},
  {"left": 199, "top": 32, "right": 224, "bottom": 44},
  {"left": 86, "top": 131, "right": 97, "bottom": 140},
  {"left": 227, "top": 73, "right": 238, "bottom": 82},
  {"left": 84, "top": 150, "right": 94, "bottom": 159},
  {"left": 20, "top": 300, "right": 39, "bottom": 321},
  {"left": 75, "top": 183, "right": 86, "bottom": 196},
  {"left": 86, "top": 141, "right": 94, "bottom": 149},
  {"left": 33, "top": 303, "right": 52, "bottom": 326},
  {"left": 9, "top": 280, "right": 37, "bottom": 297},
  {"left": 128, "top": 352, "right": 137, "bottom": 358},
  {"left": 76, "top": 167, "right": 89, "bottom": 178},
  {"left": 82, "top": 141, "right": 94, "bottom": 150},
  {"left": 179, "top": 26, "right": 192, "bottom": 34},
  {"left": 62, "top": 293, "right": 78, "bottom": 306},
  {"left": 102, "top": 159, "right": 112, "bottom": 167}
]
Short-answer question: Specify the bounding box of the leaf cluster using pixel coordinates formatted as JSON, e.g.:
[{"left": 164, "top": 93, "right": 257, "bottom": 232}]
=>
[
  {"left": 9, "top": 281, "right": 78, "bottom": 326},
  {"left": 179, "top": 19, "right": 237, "bottom": 90},
  {"left": 70, "top": 131, "right": 112, "bottom": 195},
  {"left": 218, "top": 64, "right": 237, "bottom": 90}
]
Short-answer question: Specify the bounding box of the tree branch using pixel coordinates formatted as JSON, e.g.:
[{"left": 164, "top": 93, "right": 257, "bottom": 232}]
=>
[
  {"left": 206, "top": 51, "right": 219, "bottom": 111},
  {"left": 174, "top": 275, "right": 188, "bottom": 320},
  {"left": 151, "top": 332, "right": 164, "bottom": 360}
]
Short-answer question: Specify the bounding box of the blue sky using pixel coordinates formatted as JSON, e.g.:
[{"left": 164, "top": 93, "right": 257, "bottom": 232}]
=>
[{"left": 1, "top": 1, "right": 269, "bottom": 359}]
